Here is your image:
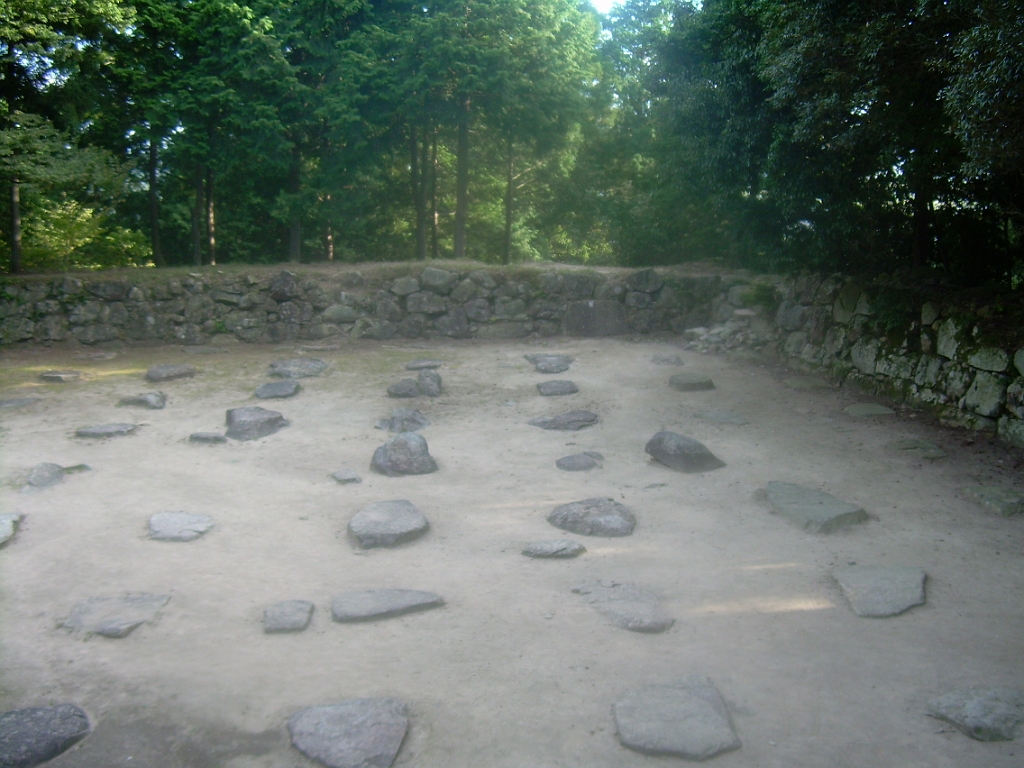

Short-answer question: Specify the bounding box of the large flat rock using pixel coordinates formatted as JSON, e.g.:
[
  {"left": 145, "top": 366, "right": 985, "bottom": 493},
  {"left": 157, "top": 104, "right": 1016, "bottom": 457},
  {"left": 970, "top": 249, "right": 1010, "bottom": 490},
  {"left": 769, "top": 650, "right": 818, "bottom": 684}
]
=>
[
  {"left": 525, "top": 354, "right": 573, "bottom": 373},
  {"left": 40, "top": 370, "right": 83, "bottom": 383},
  {"left": 117, "top": 392, "right": 167, "bottom": 409},
  {"left": 145, "top": 364, "right": 197, "bottom": 382},
  {"left": 225, "top": 406, "right": 288, "bottom": 440},
  {"left": 288, "top": 699, "right": 408, "bottom": 768},
  {"left": 614, "top": 677, "right": 740, "bottom": 759},
  {"left": 370, "top": 432, "right": 438, "bottom": 476},
  {"left": 148, "top": 512, "right": 214, "bottom": 542},
  {"left": 348, "top": 500, "right": 429, "bottom": 548},
  {"left": 573, "top": 580, "right": 674, "bottom": 633},
  {"left": 522, "top": 540, "right": 585, "bottom": 558},
  {"left": 555, "top": 452, "right": 603, "bottom": 471},
  {"left": 766, "top": 481, "right": 868, "bottom": 533},
  {"left": 0, "top": 703, "right": 91, "bottom": 768},
  {"left": 645, "top": 431, "right": 724, "bottom": 472},
  {"left": 269, "top": 358, "right": 327, "bottom": 378},
  {"left": 255, "top": 380, "right": 300, "bottom": 399},
  {"left": 669, "top": 372, "right": 715, "bottom": 392},
  {"left": 537, "top": 380, "right": 578, "bottom": 396},
  {"left": 927, "top": 687, "right": 1024, "bottom": 741},
  {"left": 75, "top": 423, "right": 137, "bottom": 439},
  {"left": 264, "top": 600, "right": 314, "bottom": 633},
  {"left": 832, "top": 565, "right": 926, "bottom": 617},
  {"left": 26, "top": 463, "right": 64, "bottom": 488},
  {"left": 62, "top": 594, "right": 170, "bottom": 638},
  {"left": 528, "top": 410, "right": 598, "bottom": 430},
  {"left": 548, "top": 498, "right": 635, "bottom": 537},
  {"left": 331, "top": 589, "right": 443, "bottom": 622}
]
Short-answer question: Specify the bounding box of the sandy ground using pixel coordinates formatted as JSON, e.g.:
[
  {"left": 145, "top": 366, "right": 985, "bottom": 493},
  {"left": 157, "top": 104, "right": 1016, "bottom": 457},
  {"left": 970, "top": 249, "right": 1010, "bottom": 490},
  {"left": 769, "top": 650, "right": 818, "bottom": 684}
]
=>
[{"left": 1, "top": 336, "right": 1022, "bottom": 768}]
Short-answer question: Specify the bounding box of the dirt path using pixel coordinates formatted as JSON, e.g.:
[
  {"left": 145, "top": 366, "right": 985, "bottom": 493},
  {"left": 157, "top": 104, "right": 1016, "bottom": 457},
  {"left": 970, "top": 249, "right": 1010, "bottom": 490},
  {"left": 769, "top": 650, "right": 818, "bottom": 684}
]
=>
[{"left": 1, "top": 337, "right": 1022, "bottom": 767}]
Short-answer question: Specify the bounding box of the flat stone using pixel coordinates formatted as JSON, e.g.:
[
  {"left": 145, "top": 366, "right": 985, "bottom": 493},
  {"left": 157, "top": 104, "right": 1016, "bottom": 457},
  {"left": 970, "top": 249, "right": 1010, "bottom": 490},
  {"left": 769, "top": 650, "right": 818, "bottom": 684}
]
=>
[
  {"left": 348, "top": 500, "right": 429, "bottom": 548},
  {"left": 269, "top": 358, "right": 327, "bottom": 378},
  {"left": 548, "top": 497, "right": 635, "bottom": 537},
  {"left": 537, "top": 380, "right": 578, "bottom": 396},
  {"left": 695, "top": 409, "right": 749, "bottom": 425},
  {"left": 405, "top": 359, "right": 441, "bottom": 370},
  {"left": 528, "top": 410, "right": 598, "bottom": 430},
  {"left": 189, "top": 432, "right": 227, "bottom": 444},
  {"left": 965, "top": 485, "right": 1024, "bottom": 516},
  {"left": 783, "top": 376, "right": 829, "bottom": 391},
  {"left": 888, "top": 438, "right": 946, "bottom": 460},
  {"left": 255, "top": 380, "right": 301, "bottom": 399},
  {"left": 387, "top": 378, "right": 420, "bottom": 398},
  {"left": 522, "top": 540, "right": 586, "bottom": 558},
  {"left": 0, "top": 514, "right": 22, "bottom": 546},
  {"left": 148, "top": 512, "right": 214, "bottom": 542},
  {"left": 391, "top": 276, "right": 421, "bottom": 296},
  {"left": 927, "top": 687, "right": 1024, "bottom": 741},
  {"left": 614, "top": 677, "right": 740, "bottom": 759},
  {"left": 145, "top": 363, "right": 197, "bottom": 382},
  {"left": 225, "top": 406, "right": 287, "bottom": 440},
  {"left": 651, "top": 354, "right": 684, "bottom": 365},
  {"left": 62, "top": 593, "right": 170, "bottom": 638},
  {"left": 0, "top": 703, "right": 91, "bottom": 768},
  {"left": 0, "top": 397, "right": 40, "bottom": 409},
  {"left": 27, "top": 463, "right": 64, "bottom": 488},
  {"left": 264, "top": 600, "right": 314, "bottom": 633},
  {"left": 555, "top": 452, "right": 603, "bottom": 471},
  {"left": 331, "top": 469, "right": 362, "bottom": 485},
  {"left": 118, "top": 391, "right": 167, "bottom": 409},
  {"left": 288, "top": 699, "right": 408, "bottom": 768},
  {"left": 416, "top": 369, "right": 442, "bottom": 396},
  {"left": 572, "top": 580, "right": 674, "bottom": 633},
  {"left": 331, "top": 589, "right": 444, "bottom": 622},
  {"left": 376, "top": 408, "right": 430, "bottom": 433},
  {"left": 40, "top": 370, "right": 82, "bottom": 383},
  {"left": 525, "top": 354, "right": 573, "bottom": 373},
  {"left": 669, "top": 372, "right": 715, "bottom": 391},
  {"left": 645, "top": 431, "right": 725, "bottom": 473},
  {"left": 765, "top": 481, "right": 868, "bottom": 533},
  {"left": 371, "top": 432, "right": 438, "bottom": 476},
  {"left": 75, "top": 423, "right": 137, "bottom": 438},
  {"left": 844, "top": 403, "right": 894, "bottom": 417},
  {"left": 833, "top": 565, "right": 926, "bottom": 617}
]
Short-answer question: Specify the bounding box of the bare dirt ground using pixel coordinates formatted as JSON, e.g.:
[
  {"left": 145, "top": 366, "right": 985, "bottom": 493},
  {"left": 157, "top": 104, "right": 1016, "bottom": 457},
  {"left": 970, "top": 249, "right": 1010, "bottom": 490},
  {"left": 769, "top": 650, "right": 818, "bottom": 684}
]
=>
[{"left": 1, "top": 336, "right": 1022, "bottom": 768}]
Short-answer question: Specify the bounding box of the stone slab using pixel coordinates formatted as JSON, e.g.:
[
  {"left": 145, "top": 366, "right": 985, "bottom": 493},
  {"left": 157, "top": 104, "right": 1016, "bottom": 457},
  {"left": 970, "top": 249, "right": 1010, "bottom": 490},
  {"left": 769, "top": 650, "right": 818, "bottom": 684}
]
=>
[
  {"left": 766, "top": 481, "right": 868, "bottom": 533},
  {"left": 695, "top": 409, "right": 749, "bottom": 425},
  {"left": 225, "top": 406, "right": 287, "bottom": 440},
  {"left": 555, "top": 452, "right": 603, "bottom": 471},
  {"left": 148, "top": 512, "right": 214, "bottom": 542},
  {"left": 255, "top": 380, "right": 300, "bottom": 399},
  {"left": 331, "top": 469, "right": 362, "bottom": 485},
  {"left": 405, "top": 359, "right": 442, "bottom": 370},
  {"left": 522, "top": 540, "right": 586, "bottom": 558},
  {"left": 832, "top": 565, "right": 926, "bottom": 617},
  {"left": 0, "top": 514, "right": 23, "bottom": 547},
  {"left": 118, "top": 392, "right": 167, "bottom": 409},
  {"left": 548, "top": 498, "right": 636, "bottom": 537},
  {"left": 844, "top": 403, "right": 894, "bottom": 417},
  {"left": 145, "top": 364, "right": 197, "bottom": 382},
  {"left": 348, "top": 500, "right": 429, "bottom": 548},
  {"left": 669, "top": 372, "right": 715, "bottom": 392},
  {"left": 614, "top": 677, "right": 740, "bottom": 759},
  {"left": 189, "top": 432, "right": 227, "bottom": 444},
  {"left": 528, "top": 410, "right": 598, "bottom": 430},
  {"left": 264, "top": 600, "right": 314, "bottom": 633},
  {"left": 524, "top": 354, "right": 572, "bottom": 374},
  {"left": 645, "top": 432, "right": 725, "bottom": 473},
  {"left": 62, "top": 593, "right": 170, "bottom": 638},
  {"left": 573, "top": 580, "right": 674, "bottom": 633},
  {"left": 927, "top": 687, "right": 1024, "bottom": 741},
  {"left": 40, "top": 370, "right": 83, "bottom": 383},
  {"left": 330, "top": 589, "right": 444, "bottom": 622},
  {"left": 370, "top": 432, "right": 438, "bottom": 477},
  {"left": 269, "top": 358, "right": 327, "bottom": 378},
  {"left": 964, "top": 485, "right": 1024, "bottom": 516},
  {"left": 27, "top": 463, "right": 64, "bottom": 488},
  {"left": 376, "top": 408, "right": 430, "bottom": 433},
  {"left": 888, "top": 438, "right": 946, "bottom": 460},
  {"left": 537, "top": 380, "right": 578, "bottom": 396},
  {"left": 75, "top": 423, "right": 137, "bottom": 438},
  {"left": 0, "top": 704, "right": 91, "bottom": 768},
  {"left": 288, "top": 699, "right": 408, "bottom": 768}
]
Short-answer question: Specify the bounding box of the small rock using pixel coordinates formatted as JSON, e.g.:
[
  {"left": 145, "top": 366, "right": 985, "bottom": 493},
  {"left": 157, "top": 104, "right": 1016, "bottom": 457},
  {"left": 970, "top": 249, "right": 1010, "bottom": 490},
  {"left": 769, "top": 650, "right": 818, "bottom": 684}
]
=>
[
  {"left": 406, "top": 359, "right": 442, "bottom": 370},
  {"left": 189, "top": 432, "right": 227, "bottom": 444},
  {"left": 288, "top": 699, "right": 408, "bottom": 768},
  {"left": 645, "top": 432, "right": 725, "bottom": 473},
  {"left": 264, "top": 600, "right": 314, "bottom": 633},
  {"left": 331, "top": 589, "right": 444, "bottom": 622},
  {"left": 765, "top": 481, "right": 868, "bottom": 533},
  {"left": 387, "top": 378, "right": 421, "bottom": 398},
  {"left": 118, "top": 392, "right": 167, "bottom": 409},
  {"left": 62, "top": 593, "right": 170, "bottom": 638},
  {"left": 0, "top": 704, "right": 91, "bottom": 768},
  {"left": 832, "top": 565, "right": 926, "bottom": 617},
  {"left": 669, "top": 372, "right": 715, "bottom": 391},
  {"left": 548, "top": 498, "right": 636, "bottom": 537},
  {"left": 525, "top": 354, "right": 573, "bottom": 373},
  {"left": 927, "top": 687, "right": 1024, "bottom": 741},
  {"left": 255, "top": 380, "right": 301, "bottom": 399},
  {"left": 964, "top": 485, "right": 1024, "bottom": 516},
  {"left": 148, "top": 512, "right": 214, "bottom": 542},
  {"left": 522, "top": 540, "right": 586, "bottom": 558},
  {"left": 695, "top": 409, "right": 749, "bottom": 425},
  {"left": 371, "top": 432, "right": 438, "bottom": 476},
  {"left": 651, "top": 354, "right": 684, "bottom": 365},
  {"left": 269, "top": 358, "right": 328, "bottom": 378},
  {"left": 27, "top": 463, "right": 64, "bottom": 488},
  {"left": 0, "top": 397, "right": 40, "bottom": 409},
  {"left": 614, "top": 677, "right": 740, "bottom": 759},
  {"left": 331, "top": 469, "right": 362, "bottom": 485},
  {"left": 528, "top": 410, "right": 598, "bottom": 430},
  {"left": 844, "top": 403, "right": 894, "bottom": 417},
  {"left": 145, "top": 363, "right": 197, "bottom": 382},
  {"left": 417, "top": 369, "right": 442, "bottom": 396},
  {"left": 75, "top": 423, "right": 137, "bottom": 438},
  {"left": 537, "top": 380, "right": 578, "bottom": 396},
  {"left": 888, "top": 438, "right": 946, "bottom": 460},
  {"left": 40, "top": 370, "right": 82, "bottom": 383},
  {"left": 555, "top": 453, "right": 602, "bottom": 471},
  {"left": 376, "top": 408, "right": 430, "bottom": 433},
  {"left": 225, "top": 406, "right": 287, "bottom": 440},
  {"left": 573, "top": 580, "right": 674, "bottom": 633},
  {"left": 348, "top": 500, "right": 429, "bottom": 548},
  {"left": 0, "top": 514, "right": 23, "bottom": 546}
]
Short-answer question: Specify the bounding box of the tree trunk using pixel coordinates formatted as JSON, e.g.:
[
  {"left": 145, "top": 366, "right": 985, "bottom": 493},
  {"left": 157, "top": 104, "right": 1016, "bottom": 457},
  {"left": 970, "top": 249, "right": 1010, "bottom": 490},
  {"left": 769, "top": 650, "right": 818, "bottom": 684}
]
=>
[
  {"left": 288, "top": 149, "right": 302, "bottom": 262},
  {"left": 205, "top": 168, "right": 216, "bottom": 266},
  {"left": 453, "top": 97, "right": 471, "bottom": 260},
  {"left": 191, "top": 166, "right": 204, "bottom": 266},
  {"left": 430, "top": 133, "right": 439, "bottom": 260},
  {"left": 9, "top": 178, "right": 22, "bottom": 274},
  {"left": 503, "top": 137, "right": 514, "bottom": 265},
  {"left": 148, "top": 141, "right": 165, "bottom": 267},
  {"left": 410, "top": 124, "right": 428, "bottom": 261}
]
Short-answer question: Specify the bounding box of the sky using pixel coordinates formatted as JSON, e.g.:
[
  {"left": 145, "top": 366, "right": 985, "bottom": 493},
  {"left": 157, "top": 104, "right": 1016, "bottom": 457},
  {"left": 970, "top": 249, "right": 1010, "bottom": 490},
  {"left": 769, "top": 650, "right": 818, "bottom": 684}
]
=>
[{"left": 590, "top": 0, "right": 618, "bottom": 15}]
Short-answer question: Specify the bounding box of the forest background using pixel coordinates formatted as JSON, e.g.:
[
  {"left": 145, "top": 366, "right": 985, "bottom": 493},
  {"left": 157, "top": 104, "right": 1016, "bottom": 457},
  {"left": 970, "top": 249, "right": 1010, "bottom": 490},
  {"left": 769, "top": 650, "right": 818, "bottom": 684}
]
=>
[{"left": 2, "top": 0, "right": 1022, "bottom": 287}]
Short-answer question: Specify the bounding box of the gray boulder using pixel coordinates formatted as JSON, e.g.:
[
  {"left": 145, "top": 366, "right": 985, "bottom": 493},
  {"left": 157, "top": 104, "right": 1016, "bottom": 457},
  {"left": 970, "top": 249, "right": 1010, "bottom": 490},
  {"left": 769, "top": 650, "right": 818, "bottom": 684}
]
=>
[
  {"left": 562, "top": 299, "right": 629, "bottom": 336},
  {"left": 189, "top": 432, "right": 226, "bottom": 444},
  {"left": 371, "top": 432, "right": 438, "bottom": 476},
  {"left": 927, "top": 687, "right": 1024, "bottom": 741},
  {"left": 225, "top": 406, "right": 287, "bottom": 440},
  {"left": 573, "top": 580, "right": 674, "bottom": 633},
  {"left": 118, "top": 392, "right": 167, "bottom": 409},
  {"left": 264, "top": 600, "right": 314, "bottom": 633},
  {"left": 0, "top": 514, "right": 23, "bottom": 547},
  {"left": 288, "top": 699, "right": 408, "bottom": 768},
  {"left": 537, "top": 380, "right": 578, "bottom": 396},
  {"left": 27, "top": 463, "right": 64, "bottom": 488},
  {"left": 148, "top": 512, "right": 214, "bottom": 542},
  {"left": 548, "top": 497, "right": 635, "bottom": 537},
  {"left": 331, "top": 589, "right": 444, "bottom": 622},
  {"left": 417, "top": 369, "right": 442, "bottom": 396},
  {"left": 0, "top": 704, "right": 91, "bottom": 768},
  {"left": 376, "top": 408, "right": 430, "bottom": 433},
  {"left": 525, "top": 353, "right": 572, "bottom": 373},
  {"left": 645, "top": 432, "right": 724, "bottom": 472},
  {"left": 832, "top": 565, "right": 926, "bottom": 617},
  {"left": 75, "top": 423, "right": 137, "bottom": 438},
  {"left": 255, "top": 380, "right": 300, "bottom": 399},
  {"left": 387, "top": 379, "right": 420, "bottom": 398},
  {"left": 348, "top": 500, "right": 429, "bottom": 548},
  {"left": 269, "top": 358, "right": 328, "bottom": 378},
  {"left": 62, "top": 593, "right": 170, "bottom": 638},
  {"left": 522, "top": 540, "right": 586, "bottom": 558},
  {"left": 669, "top": 372, "right": 715, "bottom": 392},
  {"left": 614, "top": 677, "right": 740, "bottom": 759},
  {"left": 765, "top": 481, "right": 868, "bottom": 533},
  {"left": 145, "top": 363, "right": 197, "bottom": 382},
  {"left": 555, "top": 452, "right": 603, "bottom": 471},
  {"left": 529, "top": 410, "right": 598, "bottom": 430},
  {"left": 420, "top": 266, "right": 458, "bottom": 293}
]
